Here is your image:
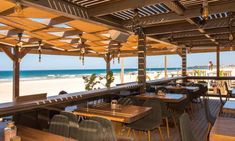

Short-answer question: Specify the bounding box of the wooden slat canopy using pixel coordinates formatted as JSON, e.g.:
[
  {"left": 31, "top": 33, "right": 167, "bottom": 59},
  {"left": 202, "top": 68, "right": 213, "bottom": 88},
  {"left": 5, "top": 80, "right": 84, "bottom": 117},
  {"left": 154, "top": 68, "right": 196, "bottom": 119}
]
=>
[
  {"left": 0, "top": 0, "right": 234, "bottom": 58},
  {"left": 0, "top": 0, "right": 180, "bottom": 58}
]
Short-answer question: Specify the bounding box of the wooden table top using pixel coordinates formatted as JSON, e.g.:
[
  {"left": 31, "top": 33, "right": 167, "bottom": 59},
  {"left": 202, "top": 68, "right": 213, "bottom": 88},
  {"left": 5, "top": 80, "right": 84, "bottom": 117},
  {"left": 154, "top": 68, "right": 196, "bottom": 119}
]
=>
[
  {"left": 135, "top": 93, "right": 187, "bottom": 103},
  {"left": 165, "top": 86, "right": 199, "bottom": 92},
  {"left": 73, "top": 103, "right": 152, "bottom": 123},
  {"left": 210, "top": 117, "right": 235, "bottom": 141},
  {"left": 223, "top": 100, "right": 235, "bottom": 114}
]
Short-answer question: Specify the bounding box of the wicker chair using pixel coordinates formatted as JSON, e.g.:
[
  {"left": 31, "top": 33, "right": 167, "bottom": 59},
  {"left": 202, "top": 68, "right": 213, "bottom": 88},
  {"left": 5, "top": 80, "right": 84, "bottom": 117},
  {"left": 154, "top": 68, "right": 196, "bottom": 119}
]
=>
[
  {"left": 77, "top": 120, "right": 105, "bottom": 141},
  {"left": 60, "top": 111, "right": 80, "bottom": 139},
  {"left": 126, "top": 99, "right": 164, "bottom": 141},
  {"left": 203, "top": 98, "right": 216, "bottom": 141},
  {"left": 49, "top": 115, "right": 69, "bottom": 137},
  {"left": 179, "top": 113, "right": 198, "bottom": 141}
]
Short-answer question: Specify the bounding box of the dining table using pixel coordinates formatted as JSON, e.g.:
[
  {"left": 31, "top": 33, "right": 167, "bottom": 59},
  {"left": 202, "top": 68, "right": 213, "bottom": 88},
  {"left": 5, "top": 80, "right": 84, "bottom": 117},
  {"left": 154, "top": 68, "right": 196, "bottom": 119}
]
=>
[
  {"left": 73, "top": 103, "right": 152, "bottom": 123},
  {"left": 210, "top": 117, "right": 235, "bottom": 141},
  {"left": 135, "top": 93, "right": 187, "bottom": 103},
  {"left": 222, "top": 100, "right": 235, "bottom": 114},
  {"left": 164, "top": 85, "right": 199, "bottom": 92}
]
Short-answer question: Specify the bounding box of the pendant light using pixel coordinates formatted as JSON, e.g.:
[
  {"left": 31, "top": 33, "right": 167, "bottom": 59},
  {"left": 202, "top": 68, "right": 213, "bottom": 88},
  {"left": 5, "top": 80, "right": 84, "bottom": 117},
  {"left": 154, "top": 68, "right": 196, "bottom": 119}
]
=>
[
  {"left": 38, "top": 40, "right": 42, "bottom": 62},
  {"left": 17, "top": 33, "right": 23, "bottom": 51},
  {"left": 14, "top": 0, "right": 23, "bottom": 14},
  {"left": 201, "top": 0, "right": 209, "bottom": 20}
]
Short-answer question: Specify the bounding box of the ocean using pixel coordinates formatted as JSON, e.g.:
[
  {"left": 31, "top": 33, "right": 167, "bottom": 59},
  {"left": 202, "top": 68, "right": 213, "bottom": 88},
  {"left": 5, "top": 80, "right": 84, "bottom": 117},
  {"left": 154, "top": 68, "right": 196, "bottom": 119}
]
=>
[{"left": 0, "top": 68, "right": 182, "bottom": 81}]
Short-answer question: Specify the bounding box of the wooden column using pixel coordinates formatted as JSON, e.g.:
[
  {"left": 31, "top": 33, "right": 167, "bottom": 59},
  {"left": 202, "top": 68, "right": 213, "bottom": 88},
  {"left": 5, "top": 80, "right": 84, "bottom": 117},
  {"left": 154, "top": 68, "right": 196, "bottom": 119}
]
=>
[
  {"left": 13, "top": 45, "right": 20, "bottom": 100},
  {"left": 216, "top": 46, "right": 220, "bottom": 77},
  {"left": 120, "top": 58, "right": 124, "bottom": 84},
  {"left": 104, "top": 53, "right": 111, "bottom": 88},
  {"left": 105, "top": 53, "right": 111, "bottom": 74},
  {"left": 181, "top": 47, "right": 187, "bottom": 77},
  {"left": 164, "top": 55, "right": 168, "bottom": 78},
  {"left": 137, "top": 27, "right": 146, "bottom": 93},
  {"left": 1, "top": 46, "right": 32, "bottom": 101}
]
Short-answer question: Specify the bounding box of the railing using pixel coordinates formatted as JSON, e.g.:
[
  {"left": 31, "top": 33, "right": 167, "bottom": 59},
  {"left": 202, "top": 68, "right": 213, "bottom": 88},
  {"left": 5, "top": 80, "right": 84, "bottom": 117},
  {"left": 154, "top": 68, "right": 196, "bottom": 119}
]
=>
[
  {"left": 0, "top": 83, "right": 142, "bottom": 117},
  {"left": 1, "top": 76, "right": 234, "bottom": 117}
]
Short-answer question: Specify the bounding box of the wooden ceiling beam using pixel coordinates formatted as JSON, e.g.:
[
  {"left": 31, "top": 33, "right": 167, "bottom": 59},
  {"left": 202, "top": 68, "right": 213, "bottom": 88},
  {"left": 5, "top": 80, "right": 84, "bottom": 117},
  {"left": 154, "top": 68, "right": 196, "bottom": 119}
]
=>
[
  {"left": 0, "top": 29, "right": 23, "bottom": 37},
  {"left": 0, "top": 45, "right": 15, "bottom": 61},
  {"left": 20, "top": 0, "right": 89, "bottom": 19},
  {"left": 163, "top": 1, "right": 184, "bottom": 15},
  {"left": 123, "top": 1, "right": 235, "bottom": 27},
  {"left": 43, "top": 16, "right": 73, "bottom": 26},
  {"left": 145, "top": 18, "right": 230, "bottom": 35},
  {"left": 18, "top": 0, "right": 128, "bottom": 32},
  {"left": 173, "top": 36, "right": 210, "bottom": 42},
  {"left": 144, "top": 22, "right": 198, "bottom": 35},
  {"left": 153, "top": 26, "right": 235, "bottom": 40},
  {"left": 20, "top": 47, "right": 32, "bottom": 59},
  {"left": 88, "top": 0, "right": 165, "bottom": 17}
]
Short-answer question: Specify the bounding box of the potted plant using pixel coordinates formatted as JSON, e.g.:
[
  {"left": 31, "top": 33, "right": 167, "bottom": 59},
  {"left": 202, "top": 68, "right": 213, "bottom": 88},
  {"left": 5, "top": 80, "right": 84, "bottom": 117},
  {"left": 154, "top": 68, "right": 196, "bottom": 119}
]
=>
[{"left": 82, "top": 74, "right": 102, "bottom": 90}]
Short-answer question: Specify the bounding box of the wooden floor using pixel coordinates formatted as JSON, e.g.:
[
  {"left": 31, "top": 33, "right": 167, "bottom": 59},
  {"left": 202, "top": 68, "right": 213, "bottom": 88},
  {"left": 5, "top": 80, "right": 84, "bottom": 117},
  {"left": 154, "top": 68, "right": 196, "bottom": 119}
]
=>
[{"left": 123, "top": 99, "right": 222, "bottom": 141}]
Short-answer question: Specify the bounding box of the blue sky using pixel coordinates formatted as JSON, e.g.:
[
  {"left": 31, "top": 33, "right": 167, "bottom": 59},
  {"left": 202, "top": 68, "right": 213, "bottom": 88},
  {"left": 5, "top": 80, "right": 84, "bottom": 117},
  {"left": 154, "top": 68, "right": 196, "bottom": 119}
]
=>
[{"left": 0, "top": 51, "right": 234, "bottom": 70}]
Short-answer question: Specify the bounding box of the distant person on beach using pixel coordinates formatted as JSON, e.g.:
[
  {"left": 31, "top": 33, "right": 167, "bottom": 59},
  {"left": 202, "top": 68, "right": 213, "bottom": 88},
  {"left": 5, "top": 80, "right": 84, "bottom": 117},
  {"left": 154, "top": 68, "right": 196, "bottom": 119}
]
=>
[{"left": 208, "top": 60, "right": 213, "bottom": 71}]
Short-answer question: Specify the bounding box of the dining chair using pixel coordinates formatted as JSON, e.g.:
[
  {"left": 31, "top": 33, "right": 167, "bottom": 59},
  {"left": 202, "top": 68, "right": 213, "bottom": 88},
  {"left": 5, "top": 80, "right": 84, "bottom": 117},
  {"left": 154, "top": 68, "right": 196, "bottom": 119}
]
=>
[
  {"left": 203, "top": 98, "right": 216, "bottom": 141},
  {"left": 49, "top": 115, "right": 70, "bottom": 137},
  {"left": 89, "top": 117, "right": 116, "bottom": 141},
  {"left": 224, "top": 81, "right": 232, "bottom": 98},
  {"left": 161, "top": 102, "right": 177, "bottom": 138},
  {"left": 60, "top": 111, "right": 80, "bottom": 139},
  {"left": 179, "top": 113, "right": 198, "bottom": 141},
  {"left": 168, "top": 96, "right": 192, "bottom": 116},
  {"left": 155, "top": 86, "right": 168, "bottom": 94},
  {"left": 77, "top": 120, "right": 105, "bottom": 141},
  {"left": 217, "top": 88, "right": 227, "bottom": 115},
  {"left": 90, "top": 117, "right": 135, "bottom": 141},
  {"left": 126, "top": 99, "right": 164, "bottom": 141},
  {"left": 118, "top": 97, "right": 133, "bottom": 105}
]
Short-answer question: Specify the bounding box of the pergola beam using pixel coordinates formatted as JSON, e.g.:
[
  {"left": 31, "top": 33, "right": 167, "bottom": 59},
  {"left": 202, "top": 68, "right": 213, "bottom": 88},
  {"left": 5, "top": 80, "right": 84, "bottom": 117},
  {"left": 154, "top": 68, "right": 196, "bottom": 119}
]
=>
[
  {"left": 20, "top": 0, "right": 89, "bottom": 19},
  {"left": 145, "top": 18, "right": 229, "bottom": 35},
  {"left": 1, "top": 46, "right": 15, "bottom": 61},
  {"left": 19, "top": 0, "right": 128, "bottom": 32},
  {"left": 88, "top": 0, "right": 165, "bottom": 17},
  {"left": 123, "top": 1, "right": 235, "bottom": 26},
  {"left": 163, "top": 1, "right": 184, "bottom": 15}
]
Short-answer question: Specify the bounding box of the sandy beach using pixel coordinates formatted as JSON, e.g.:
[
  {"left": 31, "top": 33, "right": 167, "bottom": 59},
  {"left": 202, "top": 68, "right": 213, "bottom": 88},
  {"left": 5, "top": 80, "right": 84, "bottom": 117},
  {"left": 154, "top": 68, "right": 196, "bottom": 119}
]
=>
[{"left": 0, "top": 68, "right": 234, "bottom": 103}]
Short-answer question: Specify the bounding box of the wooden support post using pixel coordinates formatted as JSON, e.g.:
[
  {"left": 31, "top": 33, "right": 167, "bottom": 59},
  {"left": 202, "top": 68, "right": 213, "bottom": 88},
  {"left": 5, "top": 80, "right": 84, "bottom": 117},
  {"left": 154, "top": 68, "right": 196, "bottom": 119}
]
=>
[
  {"left": 105, "top": 53, "right": 111, "bottom": 74},
  {"left": 120, "top": 58, "right": 124, "bottom": 84},
  {"left": 181, "top": 46, "right": 187, "bottom": 77},
  {"left": 216, "top": 46, "right": 220, "bottom": 77},
  {"left": 1, "top": 45, "right": 31, "bottom": 101},
  {"left": 137, "top": 27, "right": 146, "bottom": 93},
  {"left": 13, "top": 46, "right": 20, "bottom": 100},
  {"left": 104, "top": 53, "right": 111, "bottom": 88},
  {"left": 164, "top": 55, "right": 168, "bottom": 78}
]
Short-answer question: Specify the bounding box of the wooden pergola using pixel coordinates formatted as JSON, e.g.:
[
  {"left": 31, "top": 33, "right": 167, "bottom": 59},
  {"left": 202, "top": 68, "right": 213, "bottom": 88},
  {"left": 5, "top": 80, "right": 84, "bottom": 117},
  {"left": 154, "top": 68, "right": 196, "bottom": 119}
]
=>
[{"left": 0, "top": 0, "right": 235, "bottom": 99}]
